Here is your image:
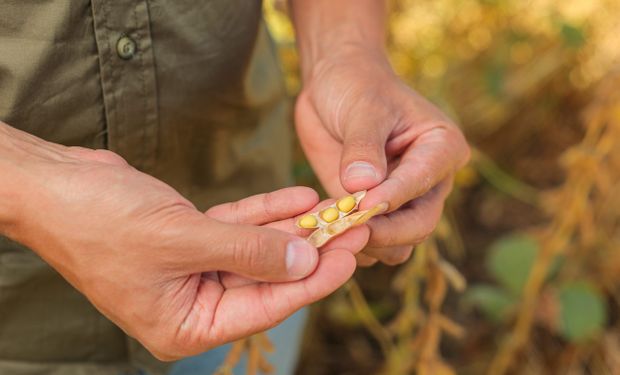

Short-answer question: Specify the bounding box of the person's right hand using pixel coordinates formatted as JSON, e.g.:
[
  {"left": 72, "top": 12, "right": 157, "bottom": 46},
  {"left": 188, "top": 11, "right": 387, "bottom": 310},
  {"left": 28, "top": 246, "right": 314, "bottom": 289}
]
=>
[{"left": 0, "top": 123, "right": 363, "bottom": 360}]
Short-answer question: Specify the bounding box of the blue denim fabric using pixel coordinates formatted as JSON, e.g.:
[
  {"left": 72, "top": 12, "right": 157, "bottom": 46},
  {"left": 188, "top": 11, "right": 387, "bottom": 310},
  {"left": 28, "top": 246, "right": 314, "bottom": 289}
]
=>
[{"left": 168, "top": 309, "right": 308, "bottom": 375}]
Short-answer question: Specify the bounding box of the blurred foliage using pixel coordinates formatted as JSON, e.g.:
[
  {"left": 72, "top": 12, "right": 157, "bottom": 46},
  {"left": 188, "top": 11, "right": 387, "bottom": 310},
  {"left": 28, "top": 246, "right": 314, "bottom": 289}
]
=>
[
  {"left": 486, "top": 234, "right": 539, "bottom": 295},
  {"left": 259, "top": 0, "right": 620, "bottom": 374},
  {"left": 557, "top": 282, "right": 607, "bottom": 343}
]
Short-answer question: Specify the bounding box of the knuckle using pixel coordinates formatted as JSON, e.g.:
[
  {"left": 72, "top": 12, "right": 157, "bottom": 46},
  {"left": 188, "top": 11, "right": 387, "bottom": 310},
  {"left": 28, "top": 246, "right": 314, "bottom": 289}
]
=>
[
  {"left": 371, "top": 226, "right": 399, "bottom": 248},
  {"left": 91, "top": 149, "right": 128, "bottom": 165},
  {"left": 261, "top": 191, "right": 277, "bottom": 218},
  {"left": 346, "top": 136, "right": 380, "bottom": 150},
  {"left": 357, "top": 255, "right": 378, "bottom": 267},
  {"left": 446, "top": 123, "right": 466, "bottom": 141},
  {"left": 415, "top": 162, "right": 436, "bottom": 195},
  {"left": 414, "top": 225, "right": 435, "bottom": 244},
  {"left": 369, "top": 219, "right": 406, "bottom": 248},
  {"left": 227, "top": 200, "right": 242, "bottom": 223},
  {"left": 460, "top": 140, "right": 472, "bottom": 166},
  {"left": 381, "top": 246, "right": 414, "bottom": 265},
  {"left": 421, "top": 218, "right": 436, "bottom": 235},
  {"left": 344, "top": 136, "right": 383, "bottom": 159},
  {"left": 257, "top": 284, "right": 281, "bottom": 323},
  {"left": 232, "top": 231, "right": 270, "bottom": 269},
  {"left": 391, "top": 175, "right": 408, "bottom": 194},
  {"left": 446, "top": 126, "right": 471, "bottom": 167}
]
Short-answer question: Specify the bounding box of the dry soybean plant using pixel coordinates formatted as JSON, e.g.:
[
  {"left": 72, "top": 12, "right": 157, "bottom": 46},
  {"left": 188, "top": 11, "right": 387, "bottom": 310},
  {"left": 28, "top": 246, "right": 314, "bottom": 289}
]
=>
[
  {"left": 489, "top": 70, "right": 620, "bottom": 374},
  {"left": 215, "top": 333, "right": 274, "bottom": 375},
  {"left": 347, "top": 235, "right": 467, "bottom": 375}
]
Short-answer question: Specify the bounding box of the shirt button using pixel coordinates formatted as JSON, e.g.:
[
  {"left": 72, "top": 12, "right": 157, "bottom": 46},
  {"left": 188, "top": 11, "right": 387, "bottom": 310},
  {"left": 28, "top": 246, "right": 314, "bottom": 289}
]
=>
[{"left": 116, "top": 35, "right": 137, "bottom": 60}]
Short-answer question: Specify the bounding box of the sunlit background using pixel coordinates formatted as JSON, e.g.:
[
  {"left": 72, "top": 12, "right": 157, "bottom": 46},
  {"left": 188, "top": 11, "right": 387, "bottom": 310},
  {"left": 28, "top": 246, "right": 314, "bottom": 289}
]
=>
[{"left": 259, "top": 1, "right": 620, "bottom": 374}]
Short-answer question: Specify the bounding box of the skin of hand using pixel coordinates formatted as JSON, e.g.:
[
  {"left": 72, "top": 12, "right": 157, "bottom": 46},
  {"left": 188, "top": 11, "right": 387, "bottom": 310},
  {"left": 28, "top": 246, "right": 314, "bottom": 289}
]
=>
[
  {"left": 290, "top": 0, "right": 471, "bottom": 266},
  {"left": 204, "top": 193, "right": 370, "bottom": 289},
  {"left": 0, "top": 123, "right": 369, "bottom": 360}
]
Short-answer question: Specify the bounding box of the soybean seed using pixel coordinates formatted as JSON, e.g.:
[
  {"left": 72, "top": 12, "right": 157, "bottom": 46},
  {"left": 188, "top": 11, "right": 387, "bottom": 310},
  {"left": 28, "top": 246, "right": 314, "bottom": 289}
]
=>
[
  {"left": 298, "top": 215, "right": 318, "bottom": 229},
  {"left": 336, "top": 196, "right": 356, "bottom": 213},
  {"left": 320, "top": 207, "right": 340, "bottom": 223}
]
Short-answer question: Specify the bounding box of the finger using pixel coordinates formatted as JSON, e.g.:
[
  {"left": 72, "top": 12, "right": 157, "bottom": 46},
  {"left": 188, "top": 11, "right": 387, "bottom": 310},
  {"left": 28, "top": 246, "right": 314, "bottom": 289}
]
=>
[
  {"left": 360, "top": 126, "right": 469, "bottom": 211},
  {"left": 178, "top": 216, "right": 319, "bottom": 282},
  {"left": 320, "top": 226, "right": 369, "bottom": 255},
  {"left": 366, "top": 178, "right": 452, "bottom": 247},
  {"left": 208, "top": 249, "right": 356, "bottom": 343},
  {"left": 355, "top": 252, "right": 378, "bottom": 267},
  {"left": 219, "top": 271, "right": 255, "bottom": 289},
  {"left": 205, "top": 187, "right": 319, "bottom": 225},
  {"left": 362, "top": 245, "right": 414, "bottom": 266},
  {"left": 339, "top": 108, "right": 392, "bottom": 193}
]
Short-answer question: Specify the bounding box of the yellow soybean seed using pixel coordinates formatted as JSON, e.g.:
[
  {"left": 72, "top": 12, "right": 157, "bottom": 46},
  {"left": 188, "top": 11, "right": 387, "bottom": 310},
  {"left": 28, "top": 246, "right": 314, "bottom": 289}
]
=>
[
  {"left": 336, "top": 196, "right": 356, "bottom": 213},
  {"left": 320, "top": 207, "right": 340, "bottom": 223},
  {"left": 298, "top": 215, "right": 318, "bottom": 229}
]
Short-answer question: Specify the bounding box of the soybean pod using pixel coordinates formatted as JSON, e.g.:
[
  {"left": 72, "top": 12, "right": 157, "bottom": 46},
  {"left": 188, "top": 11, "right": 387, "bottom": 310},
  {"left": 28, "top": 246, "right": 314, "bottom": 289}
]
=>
[
  {"left": 296, "top": 191, "right": 367, "bottom": 230},
  {"left": 296, "top": 191, "right": 388, "bottom": 248}
]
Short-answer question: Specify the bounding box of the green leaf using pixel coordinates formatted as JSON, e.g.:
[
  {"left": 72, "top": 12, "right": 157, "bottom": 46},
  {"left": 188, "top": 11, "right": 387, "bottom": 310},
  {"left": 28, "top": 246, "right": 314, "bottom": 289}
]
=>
[
  {"left": 558, "top": 282, "right": 607, "bottom": 342},
  {"left": 487, "top": 234, "right": 538, "bottom": 295},
  {"left": 560, "top": 23, "right": 585, "bottom": 48},
  {"left": 484, "top": 64, "right": 506, "bottom": 98},
  {"left": 463, "top": 285, "right": 516, "bottom": 322}
]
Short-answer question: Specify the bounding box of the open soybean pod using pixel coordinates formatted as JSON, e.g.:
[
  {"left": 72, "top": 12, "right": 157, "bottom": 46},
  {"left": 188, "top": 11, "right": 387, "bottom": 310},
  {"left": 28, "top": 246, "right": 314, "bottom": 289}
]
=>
[
  {"left": 307, "top": 202, "right": 389, "bottom": 248},
  {"left": 296, "top": 191, "right": 367, "bottom": 230}
]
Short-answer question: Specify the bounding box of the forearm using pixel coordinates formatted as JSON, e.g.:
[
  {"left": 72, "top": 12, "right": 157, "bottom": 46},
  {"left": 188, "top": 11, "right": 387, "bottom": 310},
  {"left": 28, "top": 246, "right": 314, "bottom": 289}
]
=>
[{"left": 289, "top": 0, "right": 388, "bottom": 81}]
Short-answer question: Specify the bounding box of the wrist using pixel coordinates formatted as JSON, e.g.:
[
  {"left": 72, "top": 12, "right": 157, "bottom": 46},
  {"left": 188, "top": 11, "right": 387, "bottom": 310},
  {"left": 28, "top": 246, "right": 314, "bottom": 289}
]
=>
[
  {"left": 0, "top": 123, "right": 43, "bottom": 239},
  {"left": 290, "top": 0, "right": 388, "bottom": 82},
  {"left": 0, "top": 128, "right": 20, "bottom": 236},
  {"left": 299, "top": 33, "right": 388, "bottom": 82},
  {"left": 303, "top": 43, "right": 391, "bottom": 83}
]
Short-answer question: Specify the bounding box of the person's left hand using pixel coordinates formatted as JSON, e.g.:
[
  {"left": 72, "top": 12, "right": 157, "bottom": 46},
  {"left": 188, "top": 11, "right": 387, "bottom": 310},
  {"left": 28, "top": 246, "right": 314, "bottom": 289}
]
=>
[{"left": 295, "top": 48, "right": 470, "bottom": 266}]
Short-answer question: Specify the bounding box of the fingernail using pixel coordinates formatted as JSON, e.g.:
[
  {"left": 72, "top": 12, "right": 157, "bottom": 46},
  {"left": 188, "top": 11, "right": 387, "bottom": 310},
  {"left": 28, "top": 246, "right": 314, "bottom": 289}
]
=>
[
  {"left": 345, "top": 161, "right": 378, "bottom": 181},
  {"left": 376, "top": 202, "right": 390, "bottom": 214},
  {"left": 286, "top": 239, "right": 318, "bottom": 278}
]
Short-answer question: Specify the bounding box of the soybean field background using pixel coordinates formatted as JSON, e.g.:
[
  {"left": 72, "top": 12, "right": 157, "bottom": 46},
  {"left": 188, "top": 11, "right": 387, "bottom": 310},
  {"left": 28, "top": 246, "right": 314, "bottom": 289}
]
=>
[{"left": 263, "top": 1, "right": 620, "bottom": 374}]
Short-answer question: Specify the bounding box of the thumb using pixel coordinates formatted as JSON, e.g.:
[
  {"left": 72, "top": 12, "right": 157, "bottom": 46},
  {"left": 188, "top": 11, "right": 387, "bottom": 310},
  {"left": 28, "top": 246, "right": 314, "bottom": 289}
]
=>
[
  {"left": 339, "top": 120, "right": 390, "bottom": 192},
  {"left": 184, "top": 218, "right": 319, "bottom": 282}
]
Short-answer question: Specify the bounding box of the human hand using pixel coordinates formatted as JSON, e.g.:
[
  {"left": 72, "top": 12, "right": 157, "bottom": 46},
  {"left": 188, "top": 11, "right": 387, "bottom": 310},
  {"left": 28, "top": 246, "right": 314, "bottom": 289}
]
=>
[
  {"left": 295, "top": 48, "right": 470, "bottom": 266},
  {"left": 1, "top": 124, "right": 362, "bottom": 360},
  {"left": 204, "top": 189, "right": 371, "bottom": 288}
]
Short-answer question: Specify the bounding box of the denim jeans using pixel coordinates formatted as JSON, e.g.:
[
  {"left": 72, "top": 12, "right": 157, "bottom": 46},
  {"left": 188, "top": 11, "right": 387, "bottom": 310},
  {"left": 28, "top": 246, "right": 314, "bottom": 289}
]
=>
[{"left": 168, "top": 309, "right": 308, "bottom": 375}]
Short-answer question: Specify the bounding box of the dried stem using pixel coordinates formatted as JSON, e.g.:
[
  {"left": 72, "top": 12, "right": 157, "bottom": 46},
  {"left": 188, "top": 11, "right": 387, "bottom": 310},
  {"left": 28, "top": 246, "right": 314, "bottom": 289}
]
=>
[
  {"left": 347, "top": 279, "right": 395, "bottom": 358},
  {"left": 488, "top": 72, "right": 620, "bottom": 374},
  {"left": 215, "top": 333, "right": 275, "bottom": 375}
]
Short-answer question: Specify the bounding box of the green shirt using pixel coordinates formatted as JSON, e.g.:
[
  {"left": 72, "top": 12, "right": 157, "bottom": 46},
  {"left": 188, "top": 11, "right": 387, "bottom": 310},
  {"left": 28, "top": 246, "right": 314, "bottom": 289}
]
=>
[{"left": 0, "top": 1, "right": 291, "bottom": 373}]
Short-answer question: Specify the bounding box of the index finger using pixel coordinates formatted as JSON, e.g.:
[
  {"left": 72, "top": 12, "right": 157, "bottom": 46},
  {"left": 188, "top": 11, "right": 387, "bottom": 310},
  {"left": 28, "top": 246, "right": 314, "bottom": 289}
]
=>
[
  {"left": 205, "top": 186, "right": 319, "bottom": 225},
  {"left": 359, "top": 125, "right": 469, "bottom": 211}
]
